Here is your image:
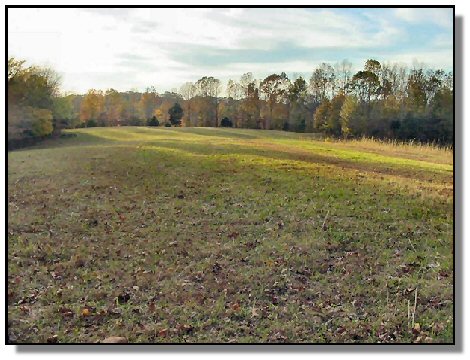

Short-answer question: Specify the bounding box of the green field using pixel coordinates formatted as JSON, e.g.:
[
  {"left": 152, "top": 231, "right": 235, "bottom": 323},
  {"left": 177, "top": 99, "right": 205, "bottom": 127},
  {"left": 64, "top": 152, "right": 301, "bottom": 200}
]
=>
[{"left": 7, "top": 127, "right": 453, "bottom": 343}]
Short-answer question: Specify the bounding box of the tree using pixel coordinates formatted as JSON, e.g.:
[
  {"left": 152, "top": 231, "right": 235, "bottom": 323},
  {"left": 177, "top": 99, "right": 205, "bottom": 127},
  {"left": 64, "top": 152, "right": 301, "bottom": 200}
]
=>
[
  {"left": 313, "top": 100, "right": 330, "bottom": 131},
  {"left": 234, "top": 73, "right": 260, "bottom": 128},
  {"left": 425, "top": 70, "right": 445, "bottom": 106},
  {"left": 226, "top": 79, "right": 243, "bottom": 100},
  {"left": 192, "top": 96, "right": 212, "bottom": 127},
  {"left": 8, "top": 58, "right": 27, "bottom": 80},
  {"left": 350, "top": 59, "right": 381, "bottom": 105},
  {"left": 352, "top": 70, "right": 380, "bottom": 104},
  {"left": 120, "top": 91, "right": 143, "bottom": 125},
  {"left": 154, "top": 109, "right": 164, "bottom": 121},
  {"left": 406, "top": 68, "right": 429, "bottom": 115},
  {"left": 22, "top": 67, "right": 60, "bottom": 110},
  {"left": 168, "top": 102, "right": 184, "bottom": 126},
  {"left": 8, "top": 56, "right": 454, "bottom": 144},
  {"left": 220, "top": 117, "right": 233, "bottom": 127},
  {"left": 140, "top": 86, "right": 159, "bottom": 120},
  {"left": 155, "top": 92, "right": 182, "bottom": 124},
  {"left": 104, "top": 89, "right": 123, "bottom": 126},
  {"left": 21, "top": 107, "right": 53, "bottom": 137},
  {"left": 287, "top": 76, "right": 308, "bottom": 130},
  {"left": 239, "top": 81, "right": 260, "bottom": 129},
  {"left": 260, "top": 72, "right": 289, "bottom": 129},
  {"left": 364, "top": 59, "right": 381, "bottom": 75},
  {"left": 52, "top": 95, "right": 75, "bottom": 129},
  {"left": 147, "top": 115, "right": 160, "bottom": 127},
  {"left": 218, "top": 99, "right": 238, "bottom": 126},
  {"left": 211, "top": 78, "right": 222, "bottom": 127},
  {"left": 340, "top": 95, "right": 358, "bottom": 138},
  {"left": 80, "top": 89, "right": 104, "bottom": 124},
  {"left": 288, "top": 76, "right": 307, "bottom": 104},
  {"left": 239, "top": 73, "right": 255, "bottom": 97},
  {"left": 335, "top": 59, "right": 352, "bottom": 92},
  {"left": 195, "top": 76, "right": 221, "bottom": 126},
  {"left": 310, "top": 63, "right": 335, "bottom": 102},
  {"left": 8, "top": 57, "right": 60, "bottom": 109},
  {"left": 326, "top": 92, "right": 346, "bottom": 136},
  {"left": 8, "top": 57, "right": 60, "bottom": 139},
  {"left": 8, "top": 58, "right": 28, "bottom": 122},
  {"left": 429, "top": 87, "right": 453, "bottom": 143},
  {"left": 179, "top": 82, "right": 196, "bottom": 125}
]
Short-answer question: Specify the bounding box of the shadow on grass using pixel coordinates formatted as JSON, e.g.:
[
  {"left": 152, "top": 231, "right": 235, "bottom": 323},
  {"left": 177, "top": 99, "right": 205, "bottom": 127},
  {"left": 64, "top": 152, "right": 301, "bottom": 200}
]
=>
[
  {"left": 156, "top": 127, "right": 323, "bottom": 140},
  {"left": 8, "top": 131, "right": 117, "bottom": 153},
  {"left": 12, "top": 127, "right": 452, "bottom": 185},
  {"left": 12, "top": 127, "right": 322, "bottom": 153},
  {"left": 141, "top": 139, "right": 452, "bottom": 183},
  {"left": 162, "top": 127, "right": 261, "bottom": 139},
  {"left": 13, "top": 127, "right": 261, "bottom": 152}
]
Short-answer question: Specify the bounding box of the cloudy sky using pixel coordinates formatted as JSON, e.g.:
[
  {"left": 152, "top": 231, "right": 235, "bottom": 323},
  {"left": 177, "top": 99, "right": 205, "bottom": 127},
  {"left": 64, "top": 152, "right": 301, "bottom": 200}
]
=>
[{"left": 8, "top": 7, "right": 453, "bottom": 94}]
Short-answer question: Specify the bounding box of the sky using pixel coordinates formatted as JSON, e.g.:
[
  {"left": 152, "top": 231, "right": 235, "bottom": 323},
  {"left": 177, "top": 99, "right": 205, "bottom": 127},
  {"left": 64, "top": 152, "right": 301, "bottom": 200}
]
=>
[{"left": 8, "top": 7, "right": 453, "bottom": 94}]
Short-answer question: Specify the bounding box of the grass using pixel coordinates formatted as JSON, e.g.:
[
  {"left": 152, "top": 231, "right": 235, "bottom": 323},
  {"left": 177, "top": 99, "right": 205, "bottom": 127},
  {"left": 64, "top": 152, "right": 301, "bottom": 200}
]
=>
[{"left": 7, "top": 126, "right": 453, "bottom": 343}]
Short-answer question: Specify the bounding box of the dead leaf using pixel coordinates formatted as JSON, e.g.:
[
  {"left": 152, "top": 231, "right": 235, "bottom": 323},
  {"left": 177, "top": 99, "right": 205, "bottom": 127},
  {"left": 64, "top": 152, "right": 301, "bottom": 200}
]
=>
[
  {"left": 158, "top": 328, "right": 168, "bottom": 337},
  {"left": 231, "top": 302, "right": 241, "bottom": 312}
]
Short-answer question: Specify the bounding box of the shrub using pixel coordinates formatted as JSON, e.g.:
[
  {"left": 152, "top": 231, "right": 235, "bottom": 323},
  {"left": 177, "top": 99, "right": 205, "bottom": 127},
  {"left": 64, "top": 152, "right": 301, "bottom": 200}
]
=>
[
  {"left": 220, "top": 117, "right": 233, "bottom": 127},
  {"left": 86, "top": 119, "right": 98, "bottom": 127},
  {"left": 164, "top": 122, "right": 172, "bottom": 127},
  {"left": 30, "top": 108, "right": 53, "bottom": 137},
  {"left": 128, "top": 118, "right": 145, "bottom": 126},
  {"left": 168, "top": 103, "right": 183, "bottom": 126},
  {"left": 147, "top": 116, "right": 160, "bottom": 127}
]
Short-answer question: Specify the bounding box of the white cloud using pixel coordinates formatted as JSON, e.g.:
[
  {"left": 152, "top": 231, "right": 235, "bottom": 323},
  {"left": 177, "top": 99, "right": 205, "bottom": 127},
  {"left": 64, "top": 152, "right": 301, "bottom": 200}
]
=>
[
  {"left": 394, "top": 8, "right": 453, "bottom": 29},
  {"left": 384, "top": 50, "right": 453, "bottom": 71},
  {"left": 7, "top": 7, "right": 453, "bottom": 93}
]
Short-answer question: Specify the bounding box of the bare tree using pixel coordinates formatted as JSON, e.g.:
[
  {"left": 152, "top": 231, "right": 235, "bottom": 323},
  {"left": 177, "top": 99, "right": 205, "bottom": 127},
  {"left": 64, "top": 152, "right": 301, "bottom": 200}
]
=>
[
  {"left": 180, "top": 82, "right": 196, "bottom": 125},
  {"left": 195, "top": 76, "right": 222, "bottom": 126},
  {"left": 335, "top": 59, "right": 352, "bottom": 92}
]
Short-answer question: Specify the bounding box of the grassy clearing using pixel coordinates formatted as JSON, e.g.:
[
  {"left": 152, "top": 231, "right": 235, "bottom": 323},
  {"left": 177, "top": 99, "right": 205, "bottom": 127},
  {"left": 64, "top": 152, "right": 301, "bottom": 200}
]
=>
[{"left": 7, "top": 127, "right": 453, "bottom": 343}]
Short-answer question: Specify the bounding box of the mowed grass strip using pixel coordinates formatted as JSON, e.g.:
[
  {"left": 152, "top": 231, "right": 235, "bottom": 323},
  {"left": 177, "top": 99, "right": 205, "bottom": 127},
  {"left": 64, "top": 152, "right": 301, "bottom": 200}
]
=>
[{"left": 8, "top": 127, "right": 453, "bottom": 343}]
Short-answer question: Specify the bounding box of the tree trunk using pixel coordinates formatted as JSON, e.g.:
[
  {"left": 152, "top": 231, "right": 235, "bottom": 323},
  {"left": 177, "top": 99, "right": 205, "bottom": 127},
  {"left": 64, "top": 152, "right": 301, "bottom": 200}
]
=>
[
  {"left": 215, "top": 98, "right": 218, "bottom": 127},
  {"left": 269, "top": 103, "right": 273, "bottom": 130},
  {"left": 287, "top": 101, "right": 291, "bottom": 128},
  {"left": 188, "top": 100, "right": 191, "bottom": 126}
]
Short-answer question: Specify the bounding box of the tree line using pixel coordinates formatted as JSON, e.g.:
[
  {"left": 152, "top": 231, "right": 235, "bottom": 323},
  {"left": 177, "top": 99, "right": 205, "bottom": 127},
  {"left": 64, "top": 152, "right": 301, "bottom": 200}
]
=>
[{"left": 8, "top": 57, "right": 453, "bottom": 144}]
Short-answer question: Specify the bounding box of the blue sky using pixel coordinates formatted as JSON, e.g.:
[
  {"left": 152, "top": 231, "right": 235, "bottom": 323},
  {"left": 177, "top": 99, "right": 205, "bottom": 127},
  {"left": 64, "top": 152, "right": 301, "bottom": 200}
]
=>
[{"left": 8, "top": 7, "right": 453, "bottom": 94}]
